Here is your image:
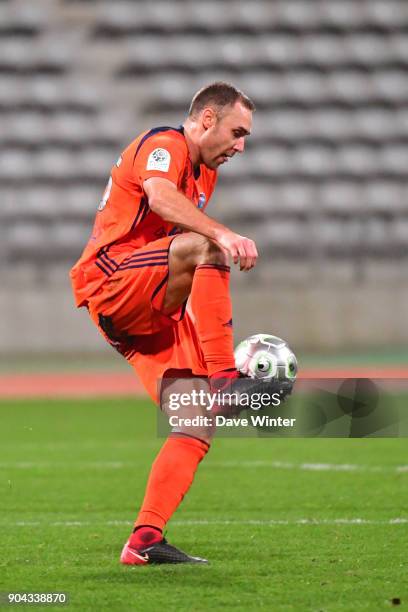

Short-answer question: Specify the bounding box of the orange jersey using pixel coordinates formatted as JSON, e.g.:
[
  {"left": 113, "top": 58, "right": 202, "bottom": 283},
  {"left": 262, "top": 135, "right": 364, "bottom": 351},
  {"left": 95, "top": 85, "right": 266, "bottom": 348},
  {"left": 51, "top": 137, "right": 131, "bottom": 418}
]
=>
[{"left": 70, "top": 126, "right": 217, "bottom": 307}]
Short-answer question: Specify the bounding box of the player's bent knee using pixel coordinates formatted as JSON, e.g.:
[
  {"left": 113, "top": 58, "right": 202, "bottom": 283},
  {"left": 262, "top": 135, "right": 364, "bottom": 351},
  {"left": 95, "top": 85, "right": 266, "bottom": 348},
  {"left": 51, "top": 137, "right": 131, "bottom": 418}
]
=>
[
  {"left": 170, "top": 233, "right": 228, "bottom": 269},
  {"left": 161, "top": 375, "right": 217, "bottom": 444},
  {"left": 195, "top": 236, "right": 228, "bottom": 267},
  {"left": 169, "top": 416, "right": 216, "bottom": 446}
]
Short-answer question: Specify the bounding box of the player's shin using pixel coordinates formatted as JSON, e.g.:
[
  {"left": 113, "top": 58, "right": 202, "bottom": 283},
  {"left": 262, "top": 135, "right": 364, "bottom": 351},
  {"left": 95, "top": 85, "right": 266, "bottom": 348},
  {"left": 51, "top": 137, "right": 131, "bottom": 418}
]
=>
[
  {"left": 190, "top": 264, "right": 236, "bottom": 376},
  {"left": 133, "top": 434, "right": 209, "bottom": 532}
]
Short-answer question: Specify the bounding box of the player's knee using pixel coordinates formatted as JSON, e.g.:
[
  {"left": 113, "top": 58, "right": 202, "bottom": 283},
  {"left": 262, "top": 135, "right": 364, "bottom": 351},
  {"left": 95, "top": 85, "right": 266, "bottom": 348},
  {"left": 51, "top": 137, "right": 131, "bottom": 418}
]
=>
[
  {"left": 195, "top": 236, "right": 228, "bottom": 266},
  {"left": 180, "top": 428, "right": 215, "bottom": 446},
  {"left": 171, "top": 233, "right": 227, "bottom": 269}
]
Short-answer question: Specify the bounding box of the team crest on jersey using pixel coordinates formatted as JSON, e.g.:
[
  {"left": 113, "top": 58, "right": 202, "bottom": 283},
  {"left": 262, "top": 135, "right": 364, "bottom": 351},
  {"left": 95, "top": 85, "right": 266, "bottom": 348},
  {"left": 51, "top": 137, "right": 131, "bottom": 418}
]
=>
[
  {"left": 147, "top": 148, "right": 171, "bottom": 172},
  {"left": 197, "top": 192, "right": 206, "bottom": 209}
]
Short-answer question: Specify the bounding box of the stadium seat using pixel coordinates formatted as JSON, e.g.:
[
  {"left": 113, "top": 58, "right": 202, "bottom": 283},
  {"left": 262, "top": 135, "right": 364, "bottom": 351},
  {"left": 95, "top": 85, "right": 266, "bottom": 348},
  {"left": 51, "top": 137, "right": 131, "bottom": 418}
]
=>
[
  {"left": 75, "top": 148, "right": 117, "bottom": 179},
  {"left": 236, "top": 72, "right": 287, "bottom": 104},
  {"left": 363, "top": 218, "right": 389, "bottom": 252},
  {"left": 255, "top": 110, "right": 312, "bottom": 141},
  {"left": 260, "top": 34, "right": 302, "bottom": 66},
  {"left": 233, "top": 2, "right": 275, "bottom": 31},
  {"left": 390, "top": 218, "right": 408, "bottom": 245},
  {"left": 122, "top": 38, "right": 180, "bottom": 71},
  {"left": 391, "top": 34, "right": 408, "bottom": 63},
  {"left": 34, "top": 149, "right": 79, "bottom": 179},
  {"left": 51, "top": 222, "right": 91, "bottom": 249},
  {"left": 380, "top": 144, "right": 408, "bottom": 174},
  {"left": 0, "top": 39, "right": 31, "bottom": 70},
  {"left": 256, "top": 219, "right": 310, "bottom": 255},
  {"left": 26, "top": 76, "right": 69, "bottom": 107},
  {"left": 353, "top": 108, "right": 398, "bottom": 140},
  {"left": 367, "top": 0, "right": 408, "bottom": 28},
  {"left": 0, "top": 150, "right": 33, "bottom": 180},
  {"left": 319, "top": 181, "right": 365, "bottom": 213},
  {"left": 0, "top": 77, "right": 25, "bottom": 106},
  {"left": 318, "top": 218, "right": 362, "bottom": 251},
  {"left": 315, "top": 1, "right": 358, "bottom": 27},
  {"left": 346, "top": 33, "right": 394, "bottom": 66},
  {"left": 277, "top": 0, "right": 321, "bottom": 29},
  {"left": 250, "top": 146, "right": 293, "bottom": 176},
  {"left": 0, "top": 188, "right": 17, "bottom": 219},
  {"left": 255, "top": 260, "right": 315, "bottom": 285},
  {"left": 6, "top": 224, "right": 49, "bottom": 253},
  {"left": 395, "top": 109, "right": 408, "bottom": 135},
  {"left": 65, "top": 186, "right": 100, "bottom": 215},
  {"left": 2, "top": 112, "right": 47, "bottom": 144},
  {"left": 17, "top": 187, "right": 60, "bottom": 217},
  {"left": 48, "top": 114, "right": 95, "bottom": 143},
  {"left": 301, "top": 34, "right": 348, "bottom": 67},
  {"left": 293, "top": 145, "right": 336, "bottom": 176},
  {"left": 285, "top": 70, "right": 328, "bottom": 102},
  {"left": 278, "top": 182, "right": 317, "bottom": 212},
  {"left": 314, "top": 109, "right": 356, "bottom": 140},
  {"left": 147, "top": 74, "right": 196, "bottom": 107},
  {"left": 134, "top": 1, "right": 185, "bottom": 30},
  {"left": 0, "top": 2, "right": 47, "bottom": 34},
  {"left": 216, "top": 183, "right": 313, "bottom": 217},
  {"left": 95, "top": 2, "right": 139, "bottom": 30},
  {"left": 327, "top": 70, "right": 374, "bottom": 102},
  {"left": 336, "top": 144, "right": 379, "bottom": 176},
  {"left": 218, "top": 151, "right": 254, "bottom": 179},
  {"left": 372, "top": 70, "right": 408, "bottom": 101},
  {"left": 364, "top": 180, "right": 407, "bottom": 212}
]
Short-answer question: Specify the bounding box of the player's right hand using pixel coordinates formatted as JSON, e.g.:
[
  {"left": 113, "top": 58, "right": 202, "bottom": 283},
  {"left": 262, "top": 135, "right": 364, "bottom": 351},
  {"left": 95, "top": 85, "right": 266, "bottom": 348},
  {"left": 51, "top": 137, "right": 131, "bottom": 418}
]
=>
[{"left": 214, "top": 229, "right": 258, "bottom": 271}]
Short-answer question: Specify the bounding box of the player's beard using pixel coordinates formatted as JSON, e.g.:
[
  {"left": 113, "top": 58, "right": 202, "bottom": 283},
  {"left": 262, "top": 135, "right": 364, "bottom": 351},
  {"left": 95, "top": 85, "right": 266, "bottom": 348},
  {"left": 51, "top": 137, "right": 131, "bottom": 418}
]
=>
[
  {"left": 205, "top": 146, "right": 235, "bottom": 168},
  {"left": 201, "top": 129, "right": 233, "bottom": 169}
]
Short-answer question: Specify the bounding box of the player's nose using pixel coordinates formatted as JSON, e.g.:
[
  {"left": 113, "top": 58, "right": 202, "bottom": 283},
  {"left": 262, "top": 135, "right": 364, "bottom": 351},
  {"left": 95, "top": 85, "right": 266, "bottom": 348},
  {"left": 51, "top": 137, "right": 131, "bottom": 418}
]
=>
[{"left": 233, "top": 137, "right": 245, "bottom": 153}]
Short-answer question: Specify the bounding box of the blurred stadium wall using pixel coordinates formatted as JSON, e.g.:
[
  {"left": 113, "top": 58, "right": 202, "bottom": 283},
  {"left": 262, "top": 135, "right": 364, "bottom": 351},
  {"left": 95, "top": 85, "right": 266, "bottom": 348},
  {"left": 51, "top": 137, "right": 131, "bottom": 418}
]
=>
[{"left": 2, "top": 0, "right": 408, "bottom": 355}]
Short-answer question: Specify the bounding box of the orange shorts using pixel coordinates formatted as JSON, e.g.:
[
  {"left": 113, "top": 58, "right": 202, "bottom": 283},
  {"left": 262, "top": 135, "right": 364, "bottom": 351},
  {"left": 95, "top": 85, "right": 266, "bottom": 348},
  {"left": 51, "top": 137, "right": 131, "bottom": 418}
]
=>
[{"left": 87, "top": 236, "right": 207, "bottom": 402}]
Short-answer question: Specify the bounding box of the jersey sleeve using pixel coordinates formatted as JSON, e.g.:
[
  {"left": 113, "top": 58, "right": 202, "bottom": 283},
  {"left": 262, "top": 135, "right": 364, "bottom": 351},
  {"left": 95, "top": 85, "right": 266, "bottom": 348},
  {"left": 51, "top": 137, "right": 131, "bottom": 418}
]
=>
[{"left": 134, "top": 132, "right": 188, "bottom": 188}]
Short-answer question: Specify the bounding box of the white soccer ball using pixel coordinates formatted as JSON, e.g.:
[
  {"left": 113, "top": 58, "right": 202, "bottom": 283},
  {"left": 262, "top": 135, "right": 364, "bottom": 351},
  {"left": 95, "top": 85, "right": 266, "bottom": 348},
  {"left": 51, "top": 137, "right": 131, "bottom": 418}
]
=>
[{"left": 234, "top": 333, "right": 298, "bottom": 387}]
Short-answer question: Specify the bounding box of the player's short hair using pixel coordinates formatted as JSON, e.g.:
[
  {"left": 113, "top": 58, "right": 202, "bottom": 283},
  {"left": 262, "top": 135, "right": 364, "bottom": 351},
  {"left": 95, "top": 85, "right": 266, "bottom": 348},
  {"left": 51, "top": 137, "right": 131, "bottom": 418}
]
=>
[{"left": 188, "top": 82, "right": 255, "bottom": 119}]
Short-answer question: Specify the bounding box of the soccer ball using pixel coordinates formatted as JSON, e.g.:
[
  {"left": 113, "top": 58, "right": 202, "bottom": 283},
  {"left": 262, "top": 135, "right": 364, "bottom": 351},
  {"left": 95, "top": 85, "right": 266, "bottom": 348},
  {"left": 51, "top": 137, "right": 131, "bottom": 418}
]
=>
[{"left": 234, "top": 333, "right": 297, "bottom": 394}]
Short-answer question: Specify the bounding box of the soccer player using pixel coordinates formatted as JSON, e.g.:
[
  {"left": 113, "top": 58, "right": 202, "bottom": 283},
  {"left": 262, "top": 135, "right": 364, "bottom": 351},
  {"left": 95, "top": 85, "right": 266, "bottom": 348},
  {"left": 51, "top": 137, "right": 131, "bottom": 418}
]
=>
[{"left": 70, "top": 82, "right": 257, "bottom": 564}]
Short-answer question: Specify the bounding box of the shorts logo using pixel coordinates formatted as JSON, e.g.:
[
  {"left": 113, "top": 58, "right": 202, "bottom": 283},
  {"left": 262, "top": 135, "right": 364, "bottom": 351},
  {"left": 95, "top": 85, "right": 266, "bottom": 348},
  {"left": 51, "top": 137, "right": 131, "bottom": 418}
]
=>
[{"left": 147, "top": 148, "right": 171, "bottom": 172}]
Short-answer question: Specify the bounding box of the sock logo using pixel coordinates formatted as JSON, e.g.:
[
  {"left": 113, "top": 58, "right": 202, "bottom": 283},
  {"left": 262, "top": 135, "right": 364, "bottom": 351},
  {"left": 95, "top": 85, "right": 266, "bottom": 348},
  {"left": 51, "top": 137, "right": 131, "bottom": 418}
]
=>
[{"left": 128, "top": 548, "right": 149, "bottom": 562}]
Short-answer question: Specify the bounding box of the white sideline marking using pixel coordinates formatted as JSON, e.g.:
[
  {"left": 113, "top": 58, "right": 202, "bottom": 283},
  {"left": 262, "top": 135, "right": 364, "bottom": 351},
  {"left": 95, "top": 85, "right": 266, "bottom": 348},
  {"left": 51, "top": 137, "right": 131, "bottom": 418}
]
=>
[
  {"left": 173, "top": 518, "right": 408, "bottom": 526},
  {"left": 0, "top": 460, "right": 407, "bottom": 473},
  {"left": 207, "top": 461, "right": 408, "bottom": 473},
  {"left": 3, "top": 518, "right": 408, "bottom": 528},
  {"left": 0, "top": 461, "right": 127, "bottom": 469}
]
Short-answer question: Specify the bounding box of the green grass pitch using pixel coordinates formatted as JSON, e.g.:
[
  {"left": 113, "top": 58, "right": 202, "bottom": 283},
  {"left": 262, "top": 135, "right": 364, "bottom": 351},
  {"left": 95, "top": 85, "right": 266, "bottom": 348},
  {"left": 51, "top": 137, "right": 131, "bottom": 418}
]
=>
[{"left": 1, "top": 397, "right": 407, "bottom": 611}]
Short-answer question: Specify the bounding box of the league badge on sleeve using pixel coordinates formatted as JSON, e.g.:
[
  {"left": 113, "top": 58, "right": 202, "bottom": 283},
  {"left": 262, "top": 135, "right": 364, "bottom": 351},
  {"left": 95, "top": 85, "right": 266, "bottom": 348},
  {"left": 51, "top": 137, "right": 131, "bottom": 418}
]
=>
[{"left": 147, "top": 148, "right": 171, "bottom": 172}]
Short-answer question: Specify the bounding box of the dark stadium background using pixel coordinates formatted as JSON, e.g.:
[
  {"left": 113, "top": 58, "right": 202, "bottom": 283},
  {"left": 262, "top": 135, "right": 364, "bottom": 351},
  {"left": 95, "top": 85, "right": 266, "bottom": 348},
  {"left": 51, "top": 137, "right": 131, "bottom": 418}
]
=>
[{"left": 1, "top": 0, "right": 408, "bottom": 378}]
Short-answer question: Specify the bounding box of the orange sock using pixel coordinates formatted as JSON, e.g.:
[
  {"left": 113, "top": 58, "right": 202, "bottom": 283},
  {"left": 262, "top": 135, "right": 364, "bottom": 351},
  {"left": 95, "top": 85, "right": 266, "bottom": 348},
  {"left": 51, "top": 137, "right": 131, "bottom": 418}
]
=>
[
  {"left": 190, "top": 264, "right": 235, "bottom": 376},
  {"left": 134, "top": 434, "right": 209, "bottom": 531}
]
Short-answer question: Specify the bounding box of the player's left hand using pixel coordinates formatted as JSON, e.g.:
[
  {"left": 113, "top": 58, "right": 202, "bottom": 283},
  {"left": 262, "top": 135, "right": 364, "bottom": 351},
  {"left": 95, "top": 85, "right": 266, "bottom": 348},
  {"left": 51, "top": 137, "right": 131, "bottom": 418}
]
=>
[{"left": 213, "top": 229, "right": 258, "bottom": 271}]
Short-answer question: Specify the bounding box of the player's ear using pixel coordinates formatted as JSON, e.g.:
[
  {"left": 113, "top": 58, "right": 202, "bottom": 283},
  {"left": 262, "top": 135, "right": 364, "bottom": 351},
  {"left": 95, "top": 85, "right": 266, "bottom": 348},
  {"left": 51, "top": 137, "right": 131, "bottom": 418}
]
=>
[{"left": 202, "top": 107, "right": 217, "bottom": 130}]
